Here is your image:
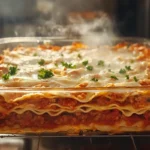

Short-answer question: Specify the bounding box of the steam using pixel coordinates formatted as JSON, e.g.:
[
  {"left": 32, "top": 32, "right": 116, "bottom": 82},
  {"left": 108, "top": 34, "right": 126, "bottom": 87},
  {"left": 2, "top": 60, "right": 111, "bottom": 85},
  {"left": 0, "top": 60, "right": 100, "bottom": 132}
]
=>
[
  {"left": 13, "top": 0, "right": 118, "bottom": 46},
  {"left": 14, "top": 16, "right": 118, "bottom": 46},
  {"left": 66, "top": 16, "right": 118, "bottom": 46}
]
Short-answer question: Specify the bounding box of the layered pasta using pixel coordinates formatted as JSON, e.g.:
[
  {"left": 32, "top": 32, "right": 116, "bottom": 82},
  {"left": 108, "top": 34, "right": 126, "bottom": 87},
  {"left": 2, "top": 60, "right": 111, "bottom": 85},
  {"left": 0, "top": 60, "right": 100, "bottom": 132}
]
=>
[{"left": 0, "top": 41, "right": 150, "bottom": 134}]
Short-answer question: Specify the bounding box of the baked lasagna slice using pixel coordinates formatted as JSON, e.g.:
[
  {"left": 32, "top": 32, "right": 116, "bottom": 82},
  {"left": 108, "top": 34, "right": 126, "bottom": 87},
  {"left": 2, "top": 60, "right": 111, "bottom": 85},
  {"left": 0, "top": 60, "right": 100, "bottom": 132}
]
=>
[{"left": 0, "top": 42, "right": 150, "bottom": 134}]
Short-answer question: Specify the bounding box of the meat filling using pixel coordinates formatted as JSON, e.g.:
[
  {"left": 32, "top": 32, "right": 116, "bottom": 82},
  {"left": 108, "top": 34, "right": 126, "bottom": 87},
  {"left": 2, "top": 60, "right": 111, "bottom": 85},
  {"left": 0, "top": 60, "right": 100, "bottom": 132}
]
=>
[{"left": 0, "top": 110, "right": 149, "bottom": 131}]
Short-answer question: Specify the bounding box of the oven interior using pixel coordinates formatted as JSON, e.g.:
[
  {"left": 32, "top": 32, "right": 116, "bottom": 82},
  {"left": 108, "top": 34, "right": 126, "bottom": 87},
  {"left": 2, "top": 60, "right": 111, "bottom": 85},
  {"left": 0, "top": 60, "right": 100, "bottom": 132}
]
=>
[
  {"left": 0, "top": 134, "right": 150, "bottom": 150},
  {"left": 0, "top": 0, "right": 149, "bottom": 38}
]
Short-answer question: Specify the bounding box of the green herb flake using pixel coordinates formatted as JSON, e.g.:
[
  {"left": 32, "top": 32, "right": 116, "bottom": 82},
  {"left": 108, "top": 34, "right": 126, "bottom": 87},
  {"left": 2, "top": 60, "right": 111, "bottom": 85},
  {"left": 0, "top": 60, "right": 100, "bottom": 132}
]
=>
[
  {"left": 97, "top": 60, "right": 104, "bottom": 66},
  {"left": 2, "top": 74, "right": 10, "bottom": 81},
  {"left": 33, "top": 53, "right": 37, "bottom": 56},
  {"left": 133, "top": 76, "right": 138, "bottom": 82},
  {"left": 61, "top": 53, "right": 64, "bottom": 56},
  {"left": 61, "top": 62, "right": 76, "bottom": 69},
  {"left": 86, "top": 66, "right": 93, "bottom": 71},
  {"left": 91, "top": 78, "right": 98, "bottom": 82},
  {"left": 77, "top": 54, "right": 82, "bottom": 59},
  {"left": 119, "top": 69, "right": 126, "bottom": 74},
  {"left": 110, "top": 75, "right": 118, "bottom": 80},
  {"left": 38, "top": 69, "right": 54, "bottom": 79},
  {"left": 38, "top": 59, "right": 45, "bottom": 66},
  {"left": 125, "top": 65, "right": 132, "bottom": 71},
  {"left": 125, "top": 75, "right": 129, "bottom": 80},
  {"left": 82, "top": 60, "right": 88, "bottom": 66},
  {"left": 9, "top": 66, "right": 18, "bottom": 76},
  {"left": 55, "top": 63, "right": 58, "bottom": 67}
]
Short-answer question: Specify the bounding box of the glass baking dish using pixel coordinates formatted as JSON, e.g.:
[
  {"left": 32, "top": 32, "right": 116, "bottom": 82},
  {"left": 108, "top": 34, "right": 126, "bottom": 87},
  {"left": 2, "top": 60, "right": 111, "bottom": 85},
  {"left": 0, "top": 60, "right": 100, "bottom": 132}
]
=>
[{"left": 0, "top": 37, "right": 150, "bottom": 136}]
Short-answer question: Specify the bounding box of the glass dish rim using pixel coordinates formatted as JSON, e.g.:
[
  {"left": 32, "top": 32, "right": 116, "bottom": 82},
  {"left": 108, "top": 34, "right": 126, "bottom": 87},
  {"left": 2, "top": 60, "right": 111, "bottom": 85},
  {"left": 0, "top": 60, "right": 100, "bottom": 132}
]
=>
[{"left": 0, "top": 36, "right": 149, "bottom": 44}]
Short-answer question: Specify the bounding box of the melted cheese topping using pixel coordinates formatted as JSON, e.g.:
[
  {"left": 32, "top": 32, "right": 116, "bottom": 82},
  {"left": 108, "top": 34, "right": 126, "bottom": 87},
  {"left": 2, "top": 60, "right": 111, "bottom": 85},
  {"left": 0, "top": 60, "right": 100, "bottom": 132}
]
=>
[
  {"left": 1, "top": 42, "right": 150, "bottom": 134},
  {"left": 0, "top": 43, "right": 149, "bottom": 88}
]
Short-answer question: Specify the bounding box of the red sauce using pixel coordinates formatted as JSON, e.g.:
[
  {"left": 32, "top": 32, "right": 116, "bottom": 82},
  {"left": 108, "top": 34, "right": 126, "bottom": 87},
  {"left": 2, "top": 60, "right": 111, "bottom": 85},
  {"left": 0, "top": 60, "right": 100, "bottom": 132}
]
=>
[
  {"left": 0, "top": 110, "right": 150, "bottom": 131},
  {"left": 58, "top": 98, "right": 78, "bottom": 109},
  {"left": 124, "top": 114, "right": 142, "bottom": 126},
  {"left": 0, "top": 110, "right": 121, "bottom": 129},
  {"left": 1, "top": 94, "right": 150, "bottom": 113}
]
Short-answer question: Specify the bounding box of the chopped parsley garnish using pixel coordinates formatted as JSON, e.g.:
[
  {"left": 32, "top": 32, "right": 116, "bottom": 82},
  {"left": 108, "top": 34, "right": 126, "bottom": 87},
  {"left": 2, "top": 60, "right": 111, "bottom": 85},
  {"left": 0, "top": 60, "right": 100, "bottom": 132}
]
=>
[
  {"left": 9, "top": 66, "right": 18, "bottom": 76},
  {"left": 133, "top": 76, "right": 138, "bottom": 82},
  {"left": 91, "top": 78, "right": 98, "bottom": 82},
  {"left": 110, "top": 75, "right": 118, "bottom": 80},
  {"left": 2, "top": 66, "right": 18, "bottom": 81},
  {"left": 82, "top": 60, "right": 88, "bottom": 66},
  {"left": 77, "top": 54, "right": 82, "bottom": 59},
  {"left": 38, "top": 59, "right": 45, "bottom": 66},
  {"left": 98, "top": 60, "right": 104, "bottom": 66},
  {"left": 119, "top": 69, "right": 126, "bottom": 74},
  {"left": 38, "top": 69, "right": 54, "bottom": 79},
  {"left": 33, "top": 53, "right": 37, "bottom": 56},
  {"left": 61, "top": 62, "right": 76, "bottom": 69},
  {"left": 61, "top": 53, "right": 64, "bottom": 56},
  {"left": 2, "top": 74, "right": 10, "bottom": 81},
  {"left": 125, "top": 65, "right": 132, "bottom": 71},
  {"left": 86, "top": 66, "right": 93, "bottom": 71},
  {"left": 125, "top": 75, "right": 129, "bottom": 80}
]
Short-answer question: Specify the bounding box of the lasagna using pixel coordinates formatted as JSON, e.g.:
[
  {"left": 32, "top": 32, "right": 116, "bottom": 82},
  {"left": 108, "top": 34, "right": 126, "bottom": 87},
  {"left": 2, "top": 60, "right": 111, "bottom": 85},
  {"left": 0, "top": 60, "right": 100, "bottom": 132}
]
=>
[{"left": 0, "top": 41, "right": 150, "bottom": 134}]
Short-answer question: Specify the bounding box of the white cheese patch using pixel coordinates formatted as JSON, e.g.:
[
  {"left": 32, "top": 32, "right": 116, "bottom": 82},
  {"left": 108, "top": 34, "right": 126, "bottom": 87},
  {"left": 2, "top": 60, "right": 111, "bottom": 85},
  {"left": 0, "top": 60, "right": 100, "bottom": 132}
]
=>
[{"left": 0, "top": 45, "right": 147, "bottom": 87}]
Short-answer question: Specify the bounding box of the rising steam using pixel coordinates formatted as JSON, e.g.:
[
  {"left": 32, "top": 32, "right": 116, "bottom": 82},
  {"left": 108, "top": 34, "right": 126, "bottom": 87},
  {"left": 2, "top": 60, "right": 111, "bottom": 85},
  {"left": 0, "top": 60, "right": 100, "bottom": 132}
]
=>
[
  {"left": 66, "top": 15, "right": 118, "bottom": 46},
  {"left": 14, "top": 0, "right": 118, "bottom": 46}
]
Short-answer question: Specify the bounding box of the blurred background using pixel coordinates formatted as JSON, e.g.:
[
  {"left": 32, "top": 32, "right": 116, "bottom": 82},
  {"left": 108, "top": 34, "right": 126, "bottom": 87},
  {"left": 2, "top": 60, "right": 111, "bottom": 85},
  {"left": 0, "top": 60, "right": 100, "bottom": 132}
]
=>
[{"left": 0, "top": 0, "right": 149, "bottom": 38}]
